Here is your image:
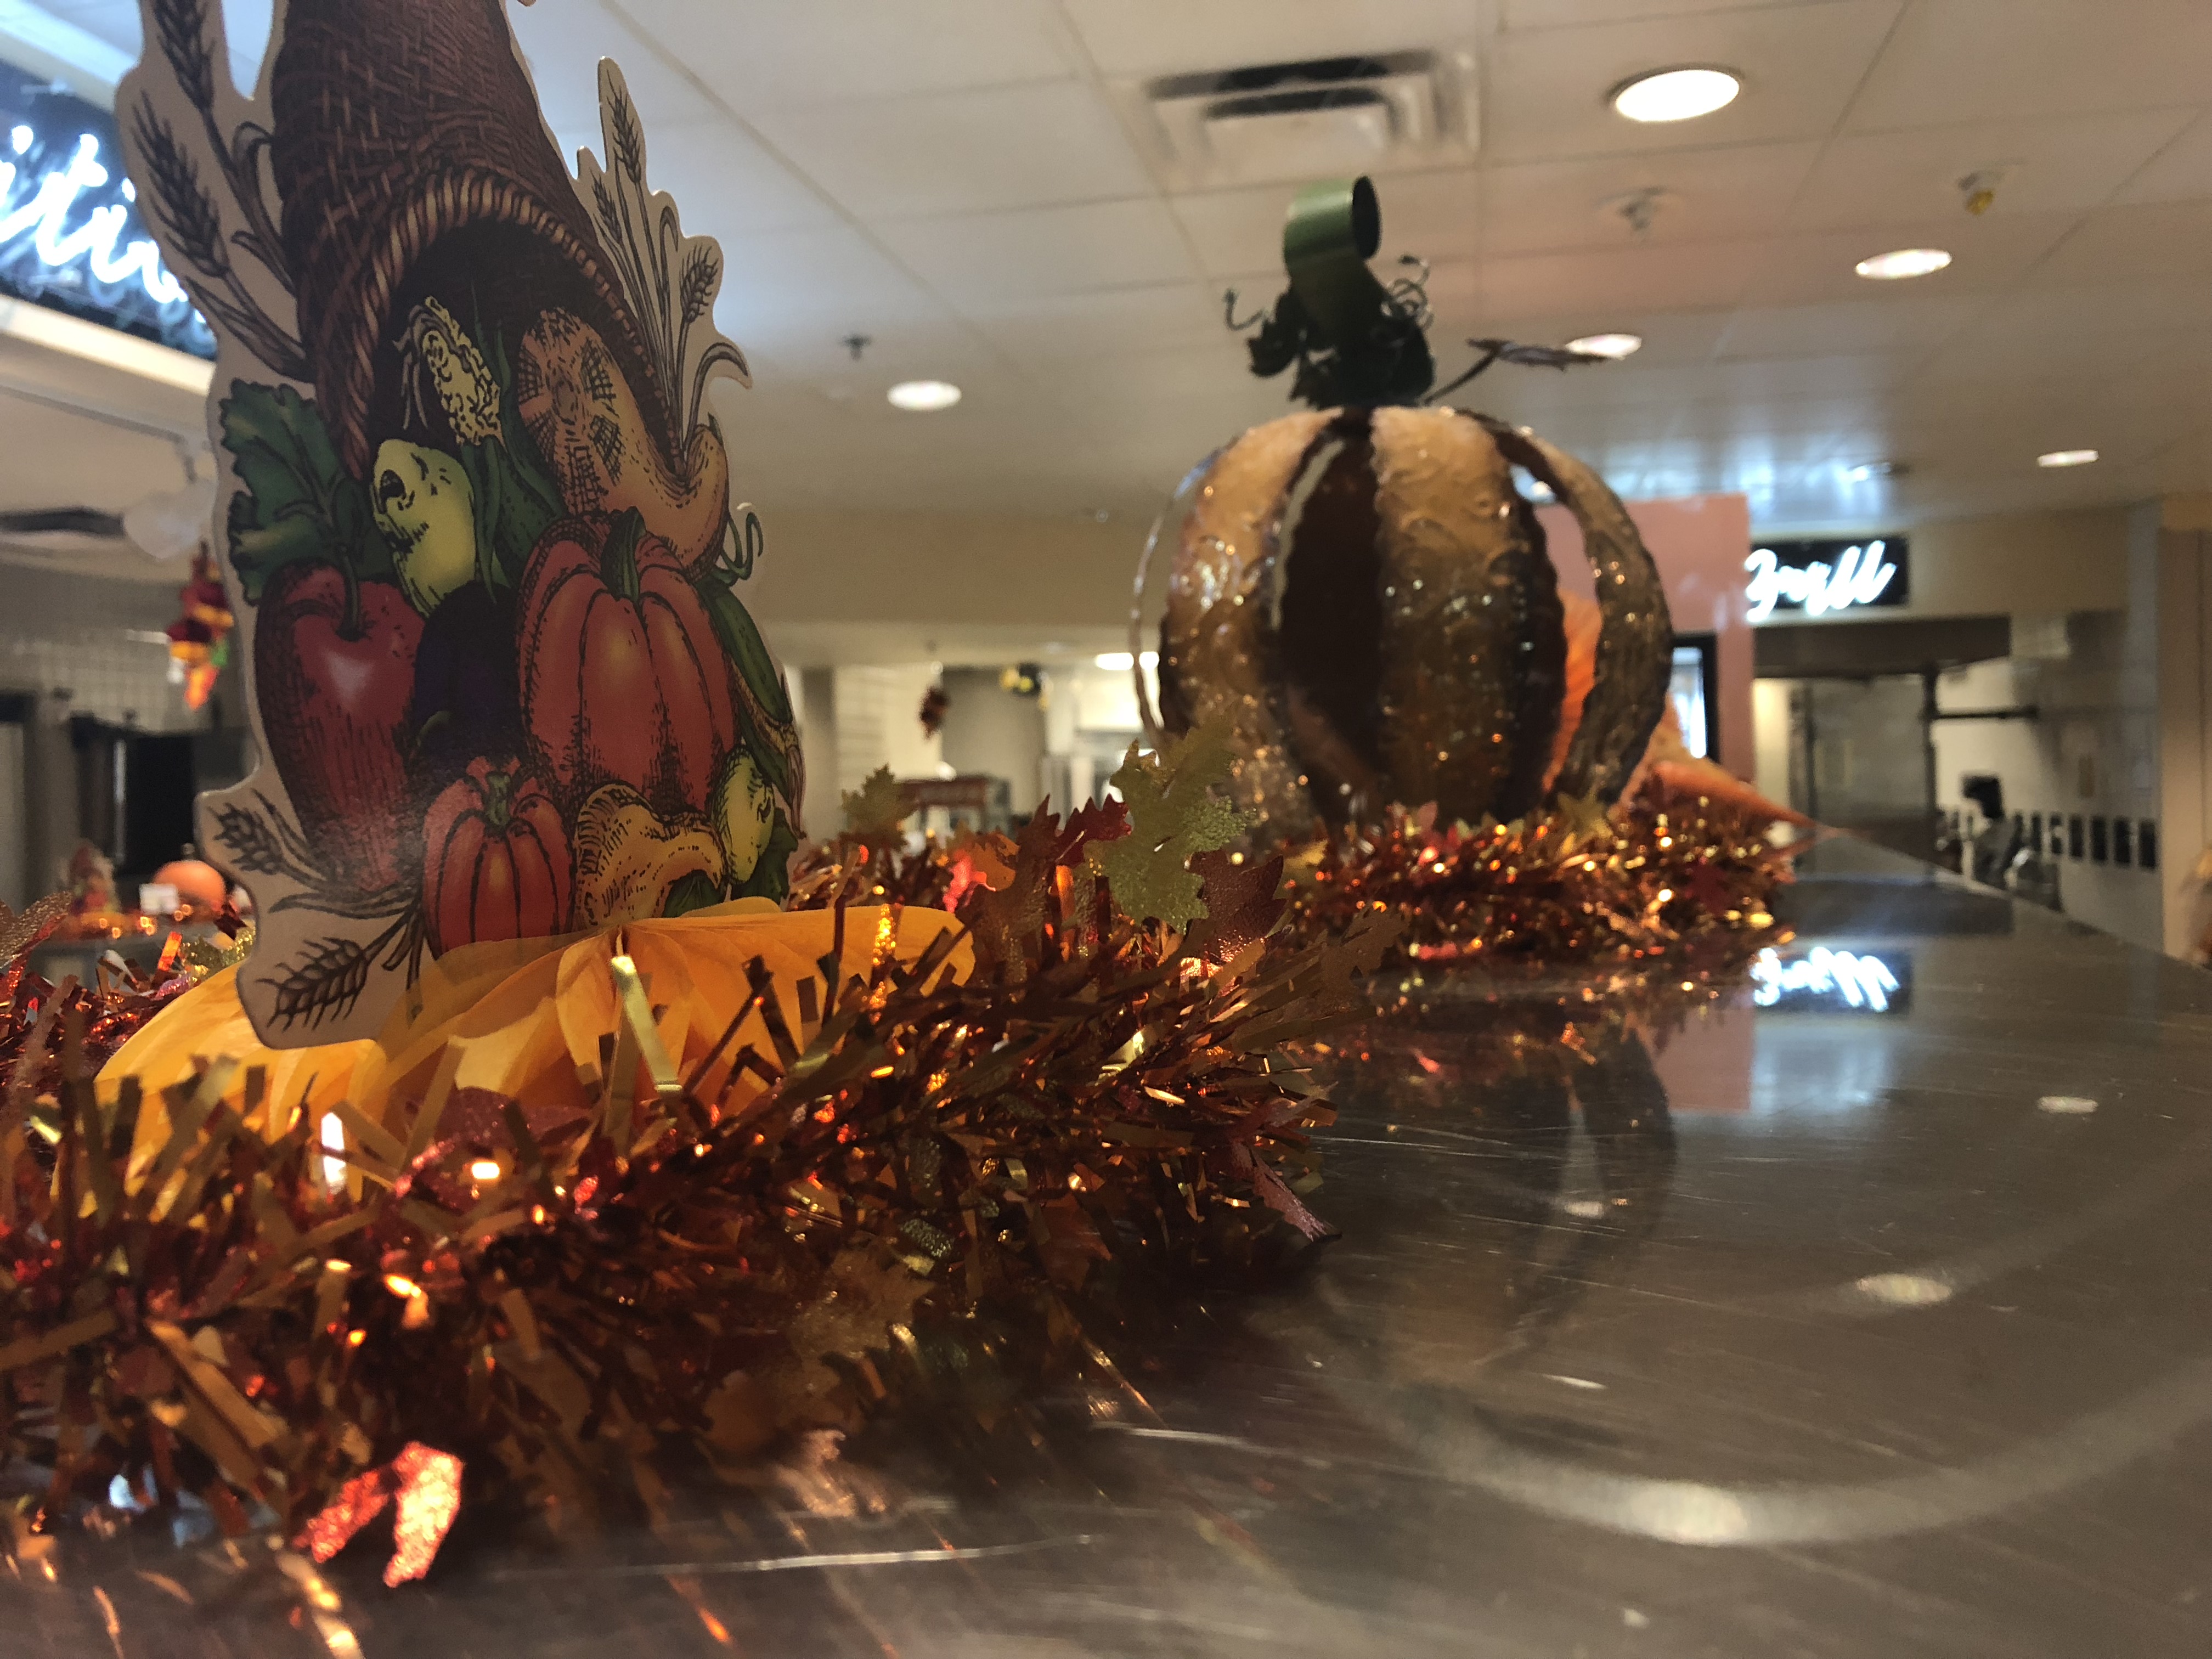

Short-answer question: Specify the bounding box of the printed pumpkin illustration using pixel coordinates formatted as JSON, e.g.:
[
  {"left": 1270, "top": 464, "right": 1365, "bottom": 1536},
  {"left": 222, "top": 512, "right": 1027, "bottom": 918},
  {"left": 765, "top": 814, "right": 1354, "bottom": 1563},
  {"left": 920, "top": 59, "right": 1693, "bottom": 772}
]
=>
[
  {"left": 129, "top": 0, "right": 804, "bottom": 1043},
  {"left": 423, "top": 758, "right": 571, "bottom": 953},
  {"left": 518, "top": 509, "right": 738, "bottom": 816}
]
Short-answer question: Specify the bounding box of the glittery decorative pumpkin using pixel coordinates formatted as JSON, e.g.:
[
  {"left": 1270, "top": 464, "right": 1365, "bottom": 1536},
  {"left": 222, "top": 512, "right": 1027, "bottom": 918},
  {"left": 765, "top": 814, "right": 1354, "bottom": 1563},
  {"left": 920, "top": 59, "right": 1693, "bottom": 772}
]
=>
[{"left": 1152, "top": 403, "right": 1672, "bottom": 837}]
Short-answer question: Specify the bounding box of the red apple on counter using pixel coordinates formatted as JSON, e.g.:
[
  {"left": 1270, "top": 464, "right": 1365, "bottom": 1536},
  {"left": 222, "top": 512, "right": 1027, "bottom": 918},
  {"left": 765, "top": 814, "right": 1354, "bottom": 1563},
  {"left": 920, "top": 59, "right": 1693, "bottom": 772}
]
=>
[{"left": 254, "top": 562, "right": 425, "bottom": 893}]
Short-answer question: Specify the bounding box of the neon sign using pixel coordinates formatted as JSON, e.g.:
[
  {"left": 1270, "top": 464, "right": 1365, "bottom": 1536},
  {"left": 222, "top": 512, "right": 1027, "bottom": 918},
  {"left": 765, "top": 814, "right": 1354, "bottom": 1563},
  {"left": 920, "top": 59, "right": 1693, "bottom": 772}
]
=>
[
  {"left": 1745, "top": 538, "right": 1903, "bottom": 622},
  {"left": 0, "top": 65, "right": 210, "bottom": 357},
  {"left": 1750, "top": 946, "right": 1906, "bottom": 1013},
  {"left": 1, "top": 132, "right": 189, "bottom": 307}
]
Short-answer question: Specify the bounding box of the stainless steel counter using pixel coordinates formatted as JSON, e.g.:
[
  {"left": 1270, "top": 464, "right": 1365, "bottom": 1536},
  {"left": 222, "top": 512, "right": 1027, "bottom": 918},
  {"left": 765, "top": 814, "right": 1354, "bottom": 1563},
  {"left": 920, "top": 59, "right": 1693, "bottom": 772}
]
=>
[{"left": 13, "top": 847, "right": 2210, "bottom": 1656}]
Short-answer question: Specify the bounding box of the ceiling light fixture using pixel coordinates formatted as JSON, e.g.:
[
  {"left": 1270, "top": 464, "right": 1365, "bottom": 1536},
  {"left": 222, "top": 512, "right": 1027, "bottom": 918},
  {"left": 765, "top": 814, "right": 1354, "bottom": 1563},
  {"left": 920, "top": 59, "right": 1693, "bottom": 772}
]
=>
[
  {"left": 1566, "top": 331, "right": 1643, "bottom": 360},
  {"left": 1610, "top": 67, "right": 1741, "bottom": 123},
  {"left": 1094, "top": 651, "right": 1159, "bottom": 672},
  {"left": 2036, "top": 448, "right": 2098, "bottom": 469},
  {"left": 1846, "top": 461, "right": 1901, "bottom": 482},
  {"left": 1854, "top": 247, "right": 1951, "bottom": 280},
  {"left": 887, "top": 379, "right": 961, "bottom": 412}
]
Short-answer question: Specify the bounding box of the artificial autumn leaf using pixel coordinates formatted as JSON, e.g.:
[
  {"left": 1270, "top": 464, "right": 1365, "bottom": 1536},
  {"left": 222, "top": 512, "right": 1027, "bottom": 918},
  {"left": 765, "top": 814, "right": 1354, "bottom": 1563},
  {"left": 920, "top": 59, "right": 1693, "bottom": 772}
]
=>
[
  {"left": 1086, "top": 724, "right": 1243, "bottom": 929},
  {"left": 958, "top": 808, "right": 1061, "bottom": 979},
  {"left": 1055, "top": 796, "right": 1131, "bottom": 865},
  {"left": 840, "top": 766, "right": 909, "bottom": 840},
  {"left": 1183, "top": 849, "right": 1287, "bottom": 965},
  {"left": 296, "top": 1442, "right": 464, "bottom": 1587},
  {"left": 1683, "top": 859, "right": 1737, "bottom": 917},
  {"left": 775, "top": 1248, "right": 935, "bottom": 1409},
  {"left": 1554, "top": 789, "right": 1612, "bottom": 842}
]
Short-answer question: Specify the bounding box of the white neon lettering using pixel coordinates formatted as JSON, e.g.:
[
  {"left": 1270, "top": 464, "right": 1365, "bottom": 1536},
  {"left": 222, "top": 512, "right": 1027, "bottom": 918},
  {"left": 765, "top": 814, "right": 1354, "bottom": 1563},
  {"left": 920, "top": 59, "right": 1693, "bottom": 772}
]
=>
[
  {"left": 0, "top": 132, "right": 191, "bottom": 309},
  {"left": 1751, "top": 946, "right": 1899, "bottom": 1011},
  {"left": 1745, "top": 540, "right": 1897, "bottom": 622}
]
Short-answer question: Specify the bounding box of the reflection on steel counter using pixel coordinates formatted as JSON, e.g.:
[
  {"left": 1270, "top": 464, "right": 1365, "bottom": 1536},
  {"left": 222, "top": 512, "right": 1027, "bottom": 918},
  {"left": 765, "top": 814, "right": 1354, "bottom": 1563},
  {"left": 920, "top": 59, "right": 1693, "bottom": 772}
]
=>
[{"left": 9, "top": 842, "right": 2209, "bottom": 1658}]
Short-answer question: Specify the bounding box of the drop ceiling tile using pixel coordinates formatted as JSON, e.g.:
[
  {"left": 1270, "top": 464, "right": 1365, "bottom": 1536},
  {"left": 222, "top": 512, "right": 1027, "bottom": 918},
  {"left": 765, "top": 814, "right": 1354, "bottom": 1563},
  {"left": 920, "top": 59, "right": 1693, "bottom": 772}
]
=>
[
  {"left": 873, "top": 198, "right": 1197, "bottom": 300},
  {"left": 747, "top": 82, "right": 1150, "bottom": 218},
  {"left": 1691, "top": 351, "right": 1925, "bottom": 400},
  {"left": 2028, "top": 200, "right": 2212, "bottom": 286},
  {"left": 221, "top": 0, "right": 274, "bottom": 92},
  {"left": 742, "top": 321, "right": 1012, "bottom": 395},
  {"left": 1716, "top": 295, "right": 1985, "bottom": 358},
  {"left": 507, "top": 0, "right": 715, "bottom": 137},
  {"left": 1790, "top": 109, "right": 2199, "bottom": 230},
  {"left": 32, "top": 0, "right": 137, "bottom": 50},
  {"left": 1500, "top": 0, "right": 1837, "bottom": 24},
  {"left": 713, "top": 223, "right": 953, "bottom": 352},
  {"left": 1955, "top": 276, "right": 2210, "bottom": 345},
  {"left": 1061, "top": 0, "right": 1479, "bottom": 78},
  {"left": 1485, "top": 141, "right": 1820, "bottom": 255},
  {"left": 1737, "top": 211, "right": 2078, "bottom": 302},
  {"left": 1665, "top": 397, "right": 1896, "bottom": 441},
  {"left": 1170, "top": 168, "right": 1479, "bottom": 279},
  {"left": 605, "top": 119, "right": 838, "bottom": 236},
  {"left": 2117, "top": 111, "right": 2212, "bottom": 205},
  {"left": 1483, "top": 1, "right": 1904, "bottom": 164},
  {"left": 1911, "top": 328, "right": 2165, "bottom": 394},
  {"left": 1480, "top": 238, "right": 1759, "bottom": 317},
  {"left": 958, "top": 282, "right": 1227, "bottom": 363},
  {"left": 1845, "top": 0, "right": 2212, "bottom": 129},
  {"left": 1472, "top": 308, "right": 1732, "bottom": 365},
  {"left": 615, "top": 0, "right": 1080, "bottom": 105}
]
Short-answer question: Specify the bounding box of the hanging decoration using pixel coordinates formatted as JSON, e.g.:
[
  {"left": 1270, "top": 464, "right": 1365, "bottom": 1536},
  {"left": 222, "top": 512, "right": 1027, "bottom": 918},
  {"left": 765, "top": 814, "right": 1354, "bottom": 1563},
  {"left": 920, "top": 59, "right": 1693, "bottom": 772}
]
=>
[{"left": 162, "top": 546, "right": 235, "bottom": 710}]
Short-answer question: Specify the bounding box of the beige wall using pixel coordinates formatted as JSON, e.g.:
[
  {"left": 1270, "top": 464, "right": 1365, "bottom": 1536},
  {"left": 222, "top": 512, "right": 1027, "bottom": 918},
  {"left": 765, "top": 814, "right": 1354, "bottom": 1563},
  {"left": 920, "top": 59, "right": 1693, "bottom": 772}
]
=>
[
  {"left": 2153, "top": 503, "right": 2212, "bottom": 958},
  {"left": 740, "top": 511, "right": 1140, "bottom": 667}
]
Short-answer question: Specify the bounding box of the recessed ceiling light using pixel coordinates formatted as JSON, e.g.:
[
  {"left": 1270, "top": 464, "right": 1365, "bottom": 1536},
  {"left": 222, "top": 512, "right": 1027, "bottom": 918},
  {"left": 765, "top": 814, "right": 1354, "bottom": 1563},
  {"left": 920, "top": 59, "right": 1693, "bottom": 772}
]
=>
[
  {"left": 1566, "top": 331, "right": 1643, "bottom": 360},
  {"left": 887, "top": 379, "right": 961, "bottom": 412},
  {"left": 2036, "top": 448, "right": 2098, "bottom": 468},
  {"left": 1855, "top": 247, "right": 1951, "bottom": 280},
  {"left": 1610, "top": 67, "right": 1741, "bottom": 123},
  {"left": 1846, "top": 461, "right": 1903, "bottom": 482}
]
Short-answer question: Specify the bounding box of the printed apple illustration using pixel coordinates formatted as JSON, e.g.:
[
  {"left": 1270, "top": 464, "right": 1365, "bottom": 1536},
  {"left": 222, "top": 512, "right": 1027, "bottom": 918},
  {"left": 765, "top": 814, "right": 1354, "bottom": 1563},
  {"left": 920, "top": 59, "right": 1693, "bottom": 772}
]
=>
[{"left": 254, "top": 561, "right": 425, "bottom": 893}]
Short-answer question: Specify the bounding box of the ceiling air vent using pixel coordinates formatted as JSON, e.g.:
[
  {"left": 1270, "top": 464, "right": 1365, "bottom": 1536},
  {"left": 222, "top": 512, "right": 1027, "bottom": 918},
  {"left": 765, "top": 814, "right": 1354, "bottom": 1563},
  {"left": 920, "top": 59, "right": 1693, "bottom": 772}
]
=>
[{"left": 1125, "top": 51, "right": 1476, "bottom": 188}]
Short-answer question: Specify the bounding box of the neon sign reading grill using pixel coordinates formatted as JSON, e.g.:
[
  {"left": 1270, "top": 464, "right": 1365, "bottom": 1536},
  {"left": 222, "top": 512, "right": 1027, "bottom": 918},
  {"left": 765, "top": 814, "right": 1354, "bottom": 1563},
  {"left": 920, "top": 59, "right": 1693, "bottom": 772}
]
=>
[
  {"left": 1744, "top": 535, "right": 1910, "bottom": 623},
  {"left": 0, "top": 63, "right": 210, "bottom": 357}
]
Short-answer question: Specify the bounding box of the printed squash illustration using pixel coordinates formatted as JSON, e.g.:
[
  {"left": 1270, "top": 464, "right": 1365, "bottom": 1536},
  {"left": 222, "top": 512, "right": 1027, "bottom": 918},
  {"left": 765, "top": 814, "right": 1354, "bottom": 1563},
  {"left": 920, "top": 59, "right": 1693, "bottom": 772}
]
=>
[
  {"left": 517, "top": 309, "right": 732, "bottom": 570},
  {"left": 422, "top": 757, "right": 572, "bottom": 953},
  {"left": 573, "top": 783, "right": 724, "bottom": 926},
  {"left": 519, "top": 508, "right": 737, "bottom": 816},
  {"left": 711, "top": 750, "right": 776, "bottom": 883},
  {"left": 371, "top": 439, "right": 479, "bottom": 616}
]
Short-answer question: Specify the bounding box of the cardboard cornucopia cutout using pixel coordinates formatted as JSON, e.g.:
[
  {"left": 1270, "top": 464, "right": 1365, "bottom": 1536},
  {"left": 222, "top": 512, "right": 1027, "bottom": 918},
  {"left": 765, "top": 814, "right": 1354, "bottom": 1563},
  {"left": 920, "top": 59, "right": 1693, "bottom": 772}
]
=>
[{"left": 122, "top": 0, "right": 804, "bottom": 1046}]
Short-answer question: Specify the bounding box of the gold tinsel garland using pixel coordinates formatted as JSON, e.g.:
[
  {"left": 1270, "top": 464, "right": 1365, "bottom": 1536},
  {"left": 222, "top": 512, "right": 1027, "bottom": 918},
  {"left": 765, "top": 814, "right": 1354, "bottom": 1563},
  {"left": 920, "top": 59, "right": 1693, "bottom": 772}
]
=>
[
  {"left": 1280, "top": 787, "right": 1796, "bottom": 968},
  {"left": 793, "top": 776, "right": 1798, "bottom": 977},
  {"left": 0, "top": 744, "right": 1791, "bottom": 1587},
  {"left": 0, "top": 750, "right": 1396, "bottom": 1585}
]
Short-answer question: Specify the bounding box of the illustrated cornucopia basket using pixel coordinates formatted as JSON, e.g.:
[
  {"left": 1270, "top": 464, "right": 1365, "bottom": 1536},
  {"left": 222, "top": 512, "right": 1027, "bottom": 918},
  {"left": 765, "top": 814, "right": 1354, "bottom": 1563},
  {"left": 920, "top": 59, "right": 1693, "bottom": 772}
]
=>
[{"left": 269, "top": 0, "right": 676, "bottom": 476}]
